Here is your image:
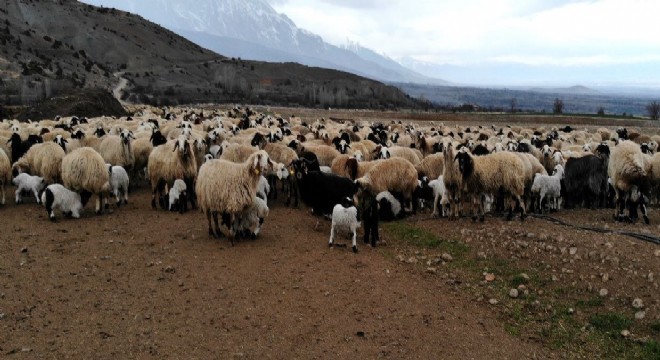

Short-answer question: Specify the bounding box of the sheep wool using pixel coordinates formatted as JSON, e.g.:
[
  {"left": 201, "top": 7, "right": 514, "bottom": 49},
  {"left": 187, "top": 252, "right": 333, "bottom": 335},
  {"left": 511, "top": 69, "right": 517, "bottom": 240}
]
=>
[
  {"left": 61, "top": 147, "right": 110, "bottom": 214},
  {"left": 355, "top": 157, "right": 418, "bottom": 211},
  {"left": 13, "top": 142, "right": 66, "bottom": 184},
  {"left": 0, "top": 148, "right": 11, "bottom": 205}
]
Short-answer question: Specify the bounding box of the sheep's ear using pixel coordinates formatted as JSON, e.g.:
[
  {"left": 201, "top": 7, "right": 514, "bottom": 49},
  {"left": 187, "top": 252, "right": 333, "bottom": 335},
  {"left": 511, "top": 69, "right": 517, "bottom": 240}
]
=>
[
  {"left": 252, "top": 154, "right": 261, "bottom": 175},
  {"left": 63, "top": 138, "right": 68, "bottom": 144},
  {"left": 173, "top": 141, "right": 179, "bottom": 152}
]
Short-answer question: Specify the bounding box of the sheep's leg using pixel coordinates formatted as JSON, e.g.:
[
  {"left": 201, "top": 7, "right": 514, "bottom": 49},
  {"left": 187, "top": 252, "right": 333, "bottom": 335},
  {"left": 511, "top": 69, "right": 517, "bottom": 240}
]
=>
[
  {"left": 506, "top": 197, "right": 514, "bottom": 221},
  {"left": 185, "top": 177, "right": 197, "bottom": 210},
  {"left": 329, "top": 225, "right": 335, "bottom": 247},
  {"left": 640, "top": 197, "right": 649, "bottom": 224},
  {"left": 1, "top": 184, "right": 5, "bottom": 205},
  {"left": 95, "top": 194, "right": 103, "bottom": 214},
  {"left": 206, "top": 210, "right": 216, "bottom": 238},
  {"left": 351, "top": 227, "right": 358, "bottom": 253},
  {"left": 432, "top": 193, "right": 439, "bottom": 217},
  {"left": 517, "top": 195, "right": 526, "bottom": 221},
  {"left": 14, "top": 187, "right": 21, "bottom": 204}
]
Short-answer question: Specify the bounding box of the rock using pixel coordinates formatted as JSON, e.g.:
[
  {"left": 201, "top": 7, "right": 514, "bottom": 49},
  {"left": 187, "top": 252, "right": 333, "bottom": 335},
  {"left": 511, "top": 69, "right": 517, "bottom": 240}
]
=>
[
  {"left": 621, "top": 330, "right": 631, "bottom": 338},
  {"left": 509, "top": 289, "right": 519, "bottom": 298},
  {"left": 602, "top": 273, "right": 609, "bottom": 282},
  {"left": 635, "top": 311, "right": 645, "bottom": 320},
  {"left": 632, "top": 298, "right": 644, "bottom": 309},
  {"left": 526, "top": 233, "right": 535, "bottom": 238},
  {"left": 407, "top": 257, "right": 418, "bottom": 264},
  {"left": 488, "top": 298, "right": 498, "bottom": 305},
  {"left": 484, "top": 273, "right": 496, "bottom": 282},
  {"left": 426, "top": 267, "right": 437, "bottom": 274},
  {"left": 551, "top": 275, "right": 559, "bottom": 282},
  {"left": 567, "top": 308, "right": 574, "bottom": 314},
  {"left": 520, "top": 273, "right": 530, "bottom": 281},
  {"left": 441, "top": 253, "right": 453, "bottom": 262},
  {"left": 569, "top": 247, "right": 577, "bottom": 255},
  {"left": 477, "top": 251, "right": 487, "bottom": 260},
  {"left": 599, "top": 288, "right": 609, "bottom": 297},
  {"left": 396, "top": 255, "right": 406, "bottom": 262},
  {"left": 164, "top": 265, "right": 176, "bottom": 273},
  {"left": 20, "top": 247, "right": 28, "bottom": 253}
]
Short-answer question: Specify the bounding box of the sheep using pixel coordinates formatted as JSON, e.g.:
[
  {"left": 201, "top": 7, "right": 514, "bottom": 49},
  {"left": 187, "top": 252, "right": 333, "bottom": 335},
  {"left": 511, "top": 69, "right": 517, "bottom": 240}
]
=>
[
  {"left": 531, "top": 164, "right": 564, "bottom": 213},
  {"left": 196, "top": 150, "right": 272, "bottom": 244},
  {"left": 220, "top": 142, "right": 258, "bottom": 163},
  {"left": 40, "top": 183, "right": 85, "bottom": 221},
  {"left": 442, "top": 143, "right": 463, "bottom": 220},
  {"left": 563, "top": 147, "right": 609, "bottom": 209},
  {"left": 61, "top": 147, "right": 110, "bottom": 215},
  {"left": 454, "top": 151, "right": 527, "bottom": 221},
  {"left": 375, "top": 191, "right": 401, "bottom": 221},
  {"left": 12, "top": 173, "right": 45, "bottom": 204},
  {"left": 299, "top": 144, "right": 340, "bottom": 166},
  {"left": 12, "top": 142, "right": 66, "bottom": 184},
  {"left": 148, "top": 136, "right": 198, "bottom": 210},
  {"left": 290, "top": 158, "right": 356, "bottom": 216},
  {"left": 168, "top": 179, "right": 188, "bottom": 213},
  {"left": 236, "top": 196, "right": 269, "bottom": 239},
  {"left": 328, "top": 197, "right": 360, "bottom": 253},
  {"left": 107, "top": 164, "right": 129, "bottom": 207},
  {"left": 99, "top": 129, "right": 135, "bottom": 173},
  {"left": 355, "top": 157, "right": 418, "bottom": 213},
  {"left": 429, "top": 176, "right": 448, "bottom": 217},
  {"left": 0, "top": 148, "right": 11, "bottom": 205},
  {"left": 374, "top": 145, "right": 422, "bottom": 165},
  {"left": 256, "top": 175, "right": 270, "bottom": 200},
  {"left": 7, "top": 133, "right": 43, "bottom": 164},
  {"left": 415, "top": 153, "right": 444, "bottom": 180},
  {"left": 131, "top": 136, "right": 153, "bottom": 184},
  {"left": 608, "top": 140, "right": 652, "bottom": 223}
]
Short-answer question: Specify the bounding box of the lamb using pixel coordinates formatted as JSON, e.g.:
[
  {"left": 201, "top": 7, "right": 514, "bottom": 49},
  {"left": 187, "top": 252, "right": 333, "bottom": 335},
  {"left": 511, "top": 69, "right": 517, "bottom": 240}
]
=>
[
  {"left": 12, "top": 173, "right": 45, "bottom": 204},
  {"left": 236, "top": 196, "right": 269, "bottom": 238},
  {"left": 531, "top": 164, "right": 564, "bottom": 213},
  {"left": 147, "top": 136, "right": 198, "bottom": 210},
  {"left": 608, "top": 140, "right": 652, "bottom": 223},
  {"left": 429, "top": 176, "right": 448, "bottom": 217},
  {"left": 168, "top": 179, "right": 188, "bottom": 213},
  {"left": 454, "top": 151, "right": 527, "bottom": 221},
  {"left": 12, "top": 142, "right": 66, "bottom": 184},
  {"left": 40, "top": 183, "right": 84, "bottom": 221},
  {"left": 61, "top": 147, "right": 111, "bottom": 215},
  {"left": 0, "top": 148, "right": 11, "bottom": 205},
  {"left": 355, "top": 157, "right": 418, "bottom": 213},
  {"left": 375, "top": 191, "right": 401, "bottom": 221},
  {"left": 328, "top": 197, "right": 360, "bottom": 253},
  {"left": 106, "top": 164, "right": 129, "bottom": 207},
  {"left": 196, "top": 150, "right": 272, "bottom": 244}
]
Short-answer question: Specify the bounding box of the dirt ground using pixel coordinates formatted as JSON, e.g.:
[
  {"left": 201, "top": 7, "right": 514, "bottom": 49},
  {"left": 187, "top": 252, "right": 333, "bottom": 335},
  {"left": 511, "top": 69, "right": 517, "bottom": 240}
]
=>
[{"left": 1, "top": 183, "right": 658, "bottom": 359}]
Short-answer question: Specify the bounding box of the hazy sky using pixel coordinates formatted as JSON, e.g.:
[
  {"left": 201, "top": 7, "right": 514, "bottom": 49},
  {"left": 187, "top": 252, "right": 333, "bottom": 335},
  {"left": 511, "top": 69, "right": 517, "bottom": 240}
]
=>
[{"left": 268, "top": 0, "right": 660, "bottom": 69}]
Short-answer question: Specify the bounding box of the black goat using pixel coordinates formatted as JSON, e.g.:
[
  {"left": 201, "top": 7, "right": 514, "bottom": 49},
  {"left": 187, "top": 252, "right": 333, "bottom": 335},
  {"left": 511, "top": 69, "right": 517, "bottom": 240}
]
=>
[
  {"left": 292, "top": 159, "right": 356, "bottom": 216},
  {"left": 563, "top": 153, "right": 609, "bottom": 209}
]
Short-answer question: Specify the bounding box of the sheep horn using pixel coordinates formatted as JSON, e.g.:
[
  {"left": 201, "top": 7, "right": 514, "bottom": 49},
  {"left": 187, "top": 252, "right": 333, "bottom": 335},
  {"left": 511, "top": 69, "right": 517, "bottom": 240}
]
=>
[{"left": 173, "top": 142, "right": 179, "bottom": 152}]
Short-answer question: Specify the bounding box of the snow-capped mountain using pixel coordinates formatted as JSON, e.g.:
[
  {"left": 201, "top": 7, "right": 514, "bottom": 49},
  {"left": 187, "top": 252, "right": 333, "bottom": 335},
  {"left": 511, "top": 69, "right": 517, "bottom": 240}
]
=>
[{"left": 81, "top": 0, "right": 446, "bottom": 84}]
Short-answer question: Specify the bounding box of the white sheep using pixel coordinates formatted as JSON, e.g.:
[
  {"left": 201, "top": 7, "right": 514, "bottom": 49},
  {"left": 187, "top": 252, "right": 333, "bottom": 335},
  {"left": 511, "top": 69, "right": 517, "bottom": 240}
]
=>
[
  {"left": 12, "top": 173, "right": 45, "bottom": 204},
  {"left": 328, "top": 197, "right": 360, "bottom": 253},
  {"left": 12, "top": 142, "right": 66, "bottom": 184},
  {"left": 355, "top": 157, "right": 418, "bottom": 213},
  {"left": 608, "top": 140, "right": 652, "bottom": 223},
  {"left": 99, "top": 129, "right": 135, "bottom": 172},
  {"left": 196, "top": 150, "right": 272, "bottom": 244},
  {"left": 168, "top": 179, "right": 188, "bottom": 213},
  {"left": 531, "top": 164, "right": 564, "bottom": 213},
  {"left": 428, "top": 176, "right": 448, "bottom": 217},
  {"left": 40, "top": 183, "right": 84, "bottom": 221},
  {"left": 107, "top": 164, "right": 129, "bottom": 207},
  {"left": 147, "top": 136, "right": 198, "bottom": 210}
]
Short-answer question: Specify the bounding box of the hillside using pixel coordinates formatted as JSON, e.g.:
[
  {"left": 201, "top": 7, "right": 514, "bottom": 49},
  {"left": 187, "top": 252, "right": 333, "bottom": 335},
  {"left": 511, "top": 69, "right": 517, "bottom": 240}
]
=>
[{"left": 0, "top": 0, "right": 417, "bottom": 112}]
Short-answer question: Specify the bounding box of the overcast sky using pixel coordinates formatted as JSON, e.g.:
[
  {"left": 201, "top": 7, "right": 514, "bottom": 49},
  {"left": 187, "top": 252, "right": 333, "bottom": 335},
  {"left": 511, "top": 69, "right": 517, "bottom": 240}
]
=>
[{"left": 267, "top": 0, "right": 660, "bottom": 70}]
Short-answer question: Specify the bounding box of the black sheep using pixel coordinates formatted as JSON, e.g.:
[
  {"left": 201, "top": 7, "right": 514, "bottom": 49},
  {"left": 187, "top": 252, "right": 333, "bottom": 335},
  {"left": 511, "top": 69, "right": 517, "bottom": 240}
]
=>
[
  {"left": 150, "top": 129, "right": 167, "bottom": 147},
  {"left": 293, "top": 159, "right": 356, "bottom": 216},
  {"left": 563, "top": 153, "right": 609, "bottom": 209},
  {"left": 356, "top": 186, "right": 379, "bottom": 247}
]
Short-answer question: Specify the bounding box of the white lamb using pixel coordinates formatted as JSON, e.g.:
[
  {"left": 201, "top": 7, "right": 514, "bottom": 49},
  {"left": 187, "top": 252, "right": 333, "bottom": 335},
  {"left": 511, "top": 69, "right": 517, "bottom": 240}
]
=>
[
  {"left": 329, "top": 197, "right": 360, "bottom": 253},
  {"left": 428, "top": 176, "right": 448, "bottom": 217},
  {"left": 12, "top": 173, "right": 45, "bottom": 204},
  {"left": 168, "top": 179, "right": 188, "bottom": 212},
  {"left": 236, "top": 196, "right": 269, "bottom": 238},
  {"left": 40, "top": 183, "right": 84, "bottom": 221},
  {"left": 256, "top": 175, "right": 270, "bottom": 200},
  {"left": 107, "top": 164, "right": 129, "bottom": 207},
  {"left": 531, "top": 164, "right": 565, "bottom": 213}
]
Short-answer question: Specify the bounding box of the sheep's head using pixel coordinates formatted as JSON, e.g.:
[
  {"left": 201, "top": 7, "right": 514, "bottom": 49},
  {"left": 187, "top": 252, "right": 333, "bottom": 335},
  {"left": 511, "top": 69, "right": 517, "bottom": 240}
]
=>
[
  {"left": 272, "top": 162, "right": 288, "bottom": 180},
  {"left": 120, "top": 129, "right": 134, "bottom": 145},
  {"left": 552, "top": 150, "right": 564, "bottom": 164},
  {"left": 287, "top": 139, "right": 301, "bottom": 151},
  {"left": 53, "top": 135, "right": 68, "bottom": 151},
  {"left": 193, "top": 138, "right": 206, "bottom": 151},
  {"left": 336, "top": 139, "right": 351, "bottom": 154},
  {"left": 595, "top": 143, "right": 610, "bottom": 158},
  {"left": 377, "top": 146, "right": 390, "bottom": 160},
  {"left": 454, "top": 151, "right": 474, "bottom": 177},
  {"left": 173, "top": 136, "right": 190, "bottom": 158},
  {"left": 351, "top": 150, "right": 364, "bottom": 162},
  {"left": 203, "top": 154, "right": 214, "bottom": 163},
  {"left": 506, "top": 141, "right": 518, "bottom": 152},
  {"left": 339, "top": 196, "right": 355, "bottom": 209},
  {"left": 251, "top": 133, "right": 267, "bottom": 149},
  {"left": 552, "top": 164, "right": 565, "bottom": 178},
  {"left": 249, "top": 150, "right": 272, "bottom": 177},
  {"left": 94, "top": 127, "right": 106, "bottom": 138},
  {"left": 542, "top": 144, "right": 552, "bottom": 157}
]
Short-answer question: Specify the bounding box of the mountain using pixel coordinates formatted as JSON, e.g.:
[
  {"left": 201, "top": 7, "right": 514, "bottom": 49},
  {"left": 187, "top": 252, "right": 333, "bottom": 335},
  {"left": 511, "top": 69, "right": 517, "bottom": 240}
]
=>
[
  {"left": 0, "top": 0, "right": 418, "bottom": 112},
  {"left": 80, "top": 0, "right": 445, "bottom": 84}
]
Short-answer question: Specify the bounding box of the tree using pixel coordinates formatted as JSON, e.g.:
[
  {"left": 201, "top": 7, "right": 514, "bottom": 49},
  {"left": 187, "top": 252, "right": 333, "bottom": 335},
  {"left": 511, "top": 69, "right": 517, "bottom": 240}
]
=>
[
  {"left": 597, "top": 107, "right": 605, "bottom": 116},
  {"left": 646, "top": 100, "right": 660, "bottom": 120},
  {"left": 553, "top": 98, "right": 564, "bottom": 114},
  {"left": 510, "top": 97, "right": 517, "bottom": 113}
]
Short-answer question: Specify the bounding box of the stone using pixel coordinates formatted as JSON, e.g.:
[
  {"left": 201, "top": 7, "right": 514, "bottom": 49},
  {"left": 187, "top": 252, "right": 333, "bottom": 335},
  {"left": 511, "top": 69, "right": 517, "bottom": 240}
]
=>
[
  {"left": 488, "top": 298, "right": 498, "bottom": 305},
  {"left": 426, "top": 267, "right": 437, "bottom": 274},
  {"left": 569, "top": 247, "right": 577, "bottom": 255},
  {"left": 441, "top": 253, "right": 453, "bottom": 262},
  {"left": 632, "top": 298, "right": 644, "bottom": 309},
  {"left": 599, "top": 288, "right": 608, "bottom": 297},
  {"left": 635, "top": 311, "right": 645, "bottom": 320},
  {"left": 509, "top": 289, "right": 519, "bottom": 298},
  {"left": 484, "top": 273, "right": 496, "bottom": 282},
  {"left": 620, "top": 330, "right": 630, "bottom": 337}
]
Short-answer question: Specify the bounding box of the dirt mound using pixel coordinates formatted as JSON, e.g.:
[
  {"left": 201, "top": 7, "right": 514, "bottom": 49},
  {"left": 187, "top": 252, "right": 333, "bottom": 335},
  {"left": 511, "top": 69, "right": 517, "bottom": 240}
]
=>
[{"left": 17, "top": 89, "right": 127, "bottom": 121}]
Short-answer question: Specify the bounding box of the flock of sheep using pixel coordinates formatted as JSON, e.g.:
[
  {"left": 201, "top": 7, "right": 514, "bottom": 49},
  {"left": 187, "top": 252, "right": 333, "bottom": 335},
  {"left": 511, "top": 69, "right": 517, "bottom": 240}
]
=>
[{"left": 1, "top": 105, "right": 659, "bottom": 250}]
